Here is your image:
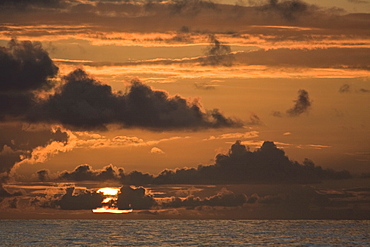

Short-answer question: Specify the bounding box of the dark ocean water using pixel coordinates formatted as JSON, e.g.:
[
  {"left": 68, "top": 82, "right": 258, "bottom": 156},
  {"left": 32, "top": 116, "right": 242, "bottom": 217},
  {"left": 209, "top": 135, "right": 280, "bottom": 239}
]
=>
[{"left": 0, "top": 220, "right": 369, "bottom": 246}]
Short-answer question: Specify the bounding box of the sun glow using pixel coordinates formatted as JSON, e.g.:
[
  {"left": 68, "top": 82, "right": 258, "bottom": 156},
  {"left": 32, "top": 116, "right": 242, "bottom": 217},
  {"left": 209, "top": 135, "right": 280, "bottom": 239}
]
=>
[
  {"left": 97, "top": 187, "right": 120, "bottom": 196},
  {"left": 92, "top": 207, "right": 133, "bottom": 214}
]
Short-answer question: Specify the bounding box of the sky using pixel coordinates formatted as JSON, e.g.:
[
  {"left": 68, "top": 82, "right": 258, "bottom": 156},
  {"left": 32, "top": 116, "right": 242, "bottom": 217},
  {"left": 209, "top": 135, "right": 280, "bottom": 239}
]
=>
[{"left": 0, "top": 0, "right": 369, "bottom": 218}]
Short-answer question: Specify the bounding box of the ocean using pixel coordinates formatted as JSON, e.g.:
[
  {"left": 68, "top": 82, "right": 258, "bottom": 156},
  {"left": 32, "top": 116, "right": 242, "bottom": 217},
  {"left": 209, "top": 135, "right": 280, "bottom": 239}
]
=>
[{"left": 0, "top": 220, "right": 369, "bottom": 246}]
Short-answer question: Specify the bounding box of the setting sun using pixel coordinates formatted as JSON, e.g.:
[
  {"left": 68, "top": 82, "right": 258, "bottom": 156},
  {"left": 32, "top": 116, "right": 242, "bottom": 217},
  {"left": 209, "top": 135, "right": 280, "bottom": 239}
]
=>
[{"left": 97, "top": 187, "right": 120, "bottom": 196}]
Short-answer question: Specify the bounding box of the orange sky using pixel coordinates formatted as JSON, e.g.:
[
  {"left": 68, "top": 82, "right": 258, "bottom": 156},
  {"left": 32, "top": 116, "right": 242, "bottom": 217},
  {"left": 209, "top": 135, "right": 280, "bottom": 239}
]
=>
[{"left": 0, "top": 0, "right": 369, "bottom": 181}]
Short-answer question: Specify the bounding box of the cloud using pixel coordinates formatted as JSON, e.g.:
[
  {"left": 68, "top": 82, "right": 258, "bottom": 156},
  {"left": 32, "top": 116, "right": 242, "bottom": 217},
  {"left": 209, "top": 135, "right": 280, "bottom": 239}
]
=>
[
  {"left": 0, "top": 0, "right": 65, "bottom": 9},
  {"left": 339, "top": 84, "right": 351, "bottom": 93},
  {"left": 202, "top": 35, "right": 234, "bottom": 66},
  {"left": 286, "top": 89, "right": 312, "bottom": 117},
  {"left": 169, "top": 0, "right": 216, "bottom": 16},
  {"left": 30, "top": 68, "right": 241, "bottom": 130},
  {"left": 204, "top": 131, "right": 259, "bottom": 141},
  {"left": 339, "top": 84, "right": 370, "bottom": 93},
  {"left": 246, "top": 113, "right": 263, "bottom": 125},
  {"left": 359, "top": 88, "right": 370, "bottom": 93},
  {"left": 0, "top": 40, "right": 58, "bottom": 120},
  {"left": 150, "top": 147, "right": 165, "bottom": 155},
  {"left": 162, "top": 188, "right": 247, "bottom": 208},
  {"left": 0, "top": 39, "right": 58, "bottom": 92},
  {"left": 59, "top": 164, "right": 123, "bottom": 182},
  {"left": 259, "top": 0, "right": 311, "bottom": 21},
  {"left": 347, "top": 0, "right": 369, "bottom": 4},
  {"left": 36, "top": 169, "right": 49, "bottom": 182},
  {"left": 194, "top": 82, "right": 216, "bottom": 90},
  {"left": 0, "top": 124, "right": 68, "bottom": 178},
  {"left": 153, "top": 140, "right": 351, "bottom": 184},
  {"left": 117, "top": 185, "right": 156, "bottom": 210},
  {"left": 58, "top": 186, "right": 104, "bottom": 210}
]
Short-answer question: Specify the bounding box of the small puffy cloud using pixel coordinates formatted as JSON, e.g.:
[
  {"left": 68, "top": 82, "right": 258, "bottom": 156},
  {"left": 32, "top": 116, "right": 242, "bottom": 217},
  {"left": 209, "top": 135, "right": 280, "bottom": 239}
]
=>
[
  {"left": 339, "top": 84, "right": 351, "bottom": 93},
  {"left": 246, "top": 113, "right": 263, "bottom": 126},
  {"left": 150, "top": 147, "right": 165, "bottom": 155},
  {"left": 286, "top": 89, "right": 312, "bottom": 117}
]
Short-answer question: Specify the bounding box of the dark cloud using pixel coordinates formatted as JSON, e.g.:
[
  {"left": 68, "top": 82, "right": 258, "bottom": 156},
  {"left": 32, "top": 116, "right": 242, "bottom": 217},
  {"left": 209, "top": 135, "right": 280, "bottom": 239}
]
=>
[
  {"left": 154, "top": 141, "right": 351, "bottom": 184},
  {"left": 0, "top": 39, "right": 58, "bottom": 120},
  {"left": 117, "top": 185, "right": 156, "bottom": 210},
  {"left": 169, "top": 0, "right": 216, "bottom": 16},
  {"left": 202, "top": 35, "right": 234, "bottom": 66},
  {"left": 59, "top": 164, "right": 123, "bottom": 181},
  {"left": 37, "top": 169, "right": 49, "bottom": 182},
  {"left": 260, "top": 0, "right": 311, "bottom": 21},
  {"left": 0, "top": 124, "right": 68, "bottom": 176},
  {"left": 58, "top": 187, "right": 104, "bottom": 210},
  {"left": 0, "top": 183, "right": 22, "bottom": 197},
  {"left": 0, "top": 39, "right": 58, "bottom": 92},
  {"left": 286, "top": 89, "right": 311, "bottom": 117},
  {"left": 32, "top": 69, "right": 241, "bottom": 130},
  {"left": 0, "top": 0, "right": 66, "bottom": 9}
]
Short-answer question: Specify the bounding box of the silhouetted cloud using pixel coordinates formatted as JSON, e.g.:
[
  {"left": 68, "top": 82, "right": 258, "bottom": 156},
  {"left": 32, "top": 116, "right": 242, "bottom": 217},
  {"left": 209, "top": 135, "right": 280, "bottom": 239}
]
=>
[
  {"left": 202, "top": 35, "right": 234, "bottom": 66},
  {"left": 0, "top": 183, "right": 22, "bottom": 197},
  {"left": 37, "top": 169, "right": 49, "bottom": 182},
  {"left": 0, "top": 0, "right": 65, "bottom": 9},
  {"left": 59, "top": 164, "right": 123, "bottom": 181},
  {"left": 32, "top": 69, "right": 241, "bottom": 130},
  {"left": 0, "top": 39, "right": 58, "bottom": 92},
  {"left": 117, "top": 185, "right": 156, "bottom": 210},
  {"left": 0, "top": 40, "right": 58, "bottom": 120},
  {"left": 169, "top": 0, "right": 216, "bottom": 16},
  {"left": 0, "top": 124, "right": 68, "bottom": 178},
  {"left": 58, "top": 187, "right": 104, "bottom": 210},
  {"left": 260, "top": 0, "right": 311, "bottom": 21},
  {"left": 286, "top": 89, "right": 312, "bottom": 117},
  {"left": 154, "top": 140, "right": 351, "bottom": 184}
]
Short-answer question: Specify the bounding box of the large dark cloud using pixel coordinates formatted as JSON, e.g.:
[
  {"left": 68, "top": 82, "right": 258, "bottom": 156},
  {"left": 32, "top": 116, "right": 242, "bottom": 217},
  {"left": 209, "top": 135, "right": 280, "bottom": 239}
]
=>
[
  {"left": 32, "top": 69, "right": 241, "bottom": 130},
  {"left": 286, "top": 89, "right": 311, "bottom": 116},
  {"left": 53, "top": 140, "right": 351, "bottom": 185},
  {"left": 154, "top": 141, "right": 351, "bottom": 184}
]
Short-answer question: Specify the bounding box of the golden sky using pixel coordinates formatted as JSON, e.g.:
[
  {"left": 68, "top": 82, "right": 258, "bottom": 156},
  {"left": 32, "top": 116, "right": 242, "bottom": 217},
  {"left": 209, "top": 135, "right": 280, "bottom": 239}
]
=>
[{"left": 0, "top": 0, "right": 369, "bottom": 181}]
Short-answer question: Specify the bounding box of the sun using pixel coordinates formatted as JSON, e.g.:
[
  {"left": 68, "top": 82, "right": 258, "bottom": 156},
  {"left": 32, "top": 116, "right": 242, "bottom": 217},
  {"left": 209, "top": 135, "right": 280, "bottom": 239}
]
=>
[{"left": 97, "top": 187, "right": 120, "bottom": 196}]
